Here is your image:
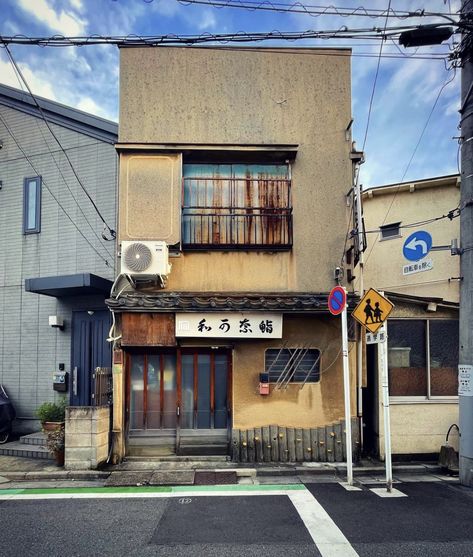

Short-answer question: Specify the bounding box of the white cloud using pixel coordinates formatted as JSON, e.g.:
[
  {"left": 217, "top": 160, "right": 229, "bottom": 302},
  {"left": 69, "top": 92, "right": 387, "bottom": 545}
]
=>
[
  {"left": 0, "top": 54, "right": 57, "bottom": 101},
  {"left": 70, "top": 0, "right": 84, "bottom": 12},
  {"left": 76, "top": 96, "right": 111, "bottom": 119},
  {"left": 197, "top": 10, "right": 217, "bottom": 31},
  {"left": 17, "top": 0, "right": 87, "bottom": 35}
]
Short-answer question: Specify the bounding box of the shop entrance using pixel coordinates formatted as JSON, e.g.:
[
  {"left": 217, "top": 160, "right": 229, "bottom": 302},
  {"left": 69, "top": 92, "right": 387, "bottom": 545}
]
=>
[{"left": 127, "top": 349, "right": 231, "bottom": 455}]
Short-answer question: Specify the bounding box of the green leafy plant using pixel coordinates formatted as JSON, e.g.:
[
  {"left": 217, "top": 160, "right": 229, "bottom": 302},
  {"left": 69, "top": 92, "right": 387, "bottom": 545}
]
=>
[
  {"left": 36, "top": 398, "right": 66, "bottom": 424},
  {"left": 46, "top": 426, "right": 65, "bottom": 454}
]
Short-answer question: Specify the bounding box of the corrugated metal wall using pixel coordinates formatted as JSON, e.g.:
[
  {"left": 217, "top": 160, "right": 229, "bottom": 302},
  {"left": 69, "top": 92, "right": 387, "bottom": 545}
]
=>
[{"left": 0, "top": 103, "right": 117, "bottom": 430}]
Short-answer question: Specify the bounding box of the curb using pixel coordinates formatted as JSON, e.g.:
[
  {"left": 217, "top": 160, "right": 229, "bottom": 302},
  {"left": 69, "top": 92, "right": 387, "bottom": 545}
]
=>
[{"left": 0, "top": 463, "right": 443, "bottom": 482}]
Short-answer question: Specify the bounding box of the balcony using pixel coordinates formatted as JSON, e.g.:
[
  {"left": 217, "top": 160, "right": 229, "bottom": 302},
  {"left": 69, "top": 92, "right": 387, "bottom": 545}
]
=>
[{"left": 182, "top": 174, "right": 293, "bottom": 250}]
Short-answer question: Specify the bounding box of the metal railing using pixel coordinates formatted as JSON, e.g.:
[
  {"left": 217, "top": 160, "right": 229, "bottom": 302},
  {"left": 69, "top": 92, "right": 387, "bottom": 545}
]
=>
[
  {"left": 91, "top": 367, "right": 113, "bottom": 407},
  {"left": 182, "top": 176, "right": 292, "bottom": 249}
]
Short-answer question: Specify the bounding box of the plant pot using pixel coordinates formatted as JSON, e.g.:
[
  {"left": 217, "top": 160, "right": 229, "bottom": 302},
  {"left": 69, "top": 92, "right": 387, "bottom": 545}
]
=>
[
  {"left": 43, "top": 421, "right": 65, "bottom": 432},
  {"left": 54, "top": 449, "right": 65, "bottom": 467}
]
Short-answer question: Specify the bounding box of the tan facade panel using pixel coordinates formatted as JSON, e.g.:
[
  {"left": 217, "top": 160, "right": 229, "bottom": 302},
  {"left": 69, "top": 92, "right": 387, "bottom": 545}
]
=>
[
  {"left": 120, "top": 153, "right": 182, "bottom": 243},
  {"left": 121, "top": 313, "right": 176, "bottom": 346}
]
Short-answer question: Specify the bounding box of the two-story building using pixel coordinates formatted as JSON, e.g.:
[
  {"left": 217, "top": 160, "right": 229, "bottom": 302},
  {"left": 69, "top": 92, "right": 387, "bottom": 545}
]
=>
[
  {"left": 362, "top": 175, "right": 460, "bottom": 460},
  {"left": 0, "top": 83, "right": 117, "bottom": 437},
  {"left": 108, "top": 46, "right": 361, "bottom": 462}
]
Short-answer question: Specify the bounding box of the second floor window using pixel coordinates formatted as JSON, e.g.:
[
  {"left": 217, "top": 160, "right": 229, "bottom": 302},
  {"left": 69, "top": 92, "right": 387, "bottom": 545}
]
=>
[
  {"left": 23, "top": 176, "right": 41, "bottom": 234},
  {"left": 182, "top": 164, "right": 292, "bottom": 250}
]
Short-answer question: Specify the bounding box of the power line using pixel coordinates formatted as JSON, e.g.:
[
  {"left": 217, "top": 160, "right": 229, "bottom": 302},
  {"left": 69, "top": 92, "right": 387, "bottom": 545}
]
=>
[
  {"left": 6, "top": 58, "right": 115, "bottom": 259},
  {"left": 362, "top": 0, "right": 392, "bottom": 151},
  {"left": 173, "top": 0, "right": 457, "bottom": 20},
  {"left": 0, "top": 25, "right": 458, "bottom": 47},
  {"left": 0, "top": 110, "right": 112, "bottom": 268},
  {"left": 2, "top": 43, "right": 116, "bottom": 241},
  {"left": 362, "top": 69, "right": 458, "bottom": 267}
]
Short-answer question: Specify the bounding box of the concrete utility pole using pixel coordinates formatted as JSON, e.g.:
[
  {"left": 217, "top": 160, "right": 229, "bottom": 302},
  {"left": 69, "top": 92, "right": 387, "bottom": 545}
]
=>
[{"left": 459, "top": 2, "right": 473, "bottom": 487}]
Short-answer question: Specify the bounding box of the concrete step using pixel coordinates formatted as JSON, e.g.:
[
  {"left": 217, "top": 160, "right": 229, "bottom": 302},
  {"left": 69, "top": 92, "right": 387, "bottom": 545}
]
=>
[
  {"left": 125, "top": 455, "right": 229, "bottom": 462},
  {"left": 0, "top": 441, "right": 53, "bottom": 460},
  {"left": 20, "top": 432, "right": 47, "bottom": 446}
]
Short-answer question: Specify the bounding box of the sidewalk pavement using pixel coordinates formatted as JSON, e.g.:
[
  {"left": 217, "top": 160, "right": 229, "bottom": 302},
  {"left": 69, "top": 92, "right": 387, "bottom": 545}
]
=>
[{"left": 0, "top": 453, "right": 452, "bottom": 488}]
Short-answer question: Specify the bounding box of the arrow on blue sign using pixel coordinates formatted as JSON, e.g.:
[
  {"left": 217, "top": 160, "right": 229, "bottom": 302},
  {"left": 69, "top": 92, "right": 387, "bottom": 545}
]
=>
[{"left": 403, "top": 230, "right": 432, "bottom": 262}]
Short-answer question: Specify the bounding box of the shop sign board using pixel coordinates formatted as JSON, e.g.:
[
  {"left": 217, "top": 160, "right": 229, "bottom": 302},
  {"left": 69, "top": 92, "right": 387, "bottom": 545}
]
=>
[
  {"left": 352, "top": 288, "right": 394, "bottom": 334},
  {"left": 175, "top": 312, "right": 282, "bottom": 338}
]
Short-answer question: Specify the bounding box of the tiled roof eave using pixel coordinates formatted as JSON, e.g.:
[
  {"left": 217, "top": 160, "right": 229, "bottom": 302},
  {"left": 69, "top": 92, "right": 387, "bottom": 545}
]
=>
[{"left": 105, "top": 292, "right": 360, "bottom": 313}]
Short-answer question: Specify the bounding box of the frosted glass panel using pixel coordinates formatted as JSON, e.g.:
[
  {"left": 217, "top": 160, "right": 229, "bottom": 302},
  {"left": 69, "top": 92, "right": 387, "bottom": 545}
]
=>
[
  {"left": 197, "top": 355, "right": 211, "bottom": 428},
  {"left": 214, "top": 354, "right": 228, "bottom": 429},
  {"left": 147, "top": 355, "right": 161, "bottom": 429},
  {"left": 27, "top": 180, "right": 37, "bottom": 230},
  {"left": 130, "top": 355, "right": 144, "bottom": 430},
  {"left": 162, "top": 354, "right": 177, "bottom": 428},
  {"left": 181, "top": 355, "right": 194, "bottom": 428}
]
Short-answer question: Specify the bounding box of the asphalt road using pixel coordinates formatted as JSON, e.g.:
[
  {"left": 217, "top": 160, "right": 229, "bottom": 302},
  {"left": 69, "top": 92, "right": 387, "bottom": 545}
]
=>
[{"left": 1, "top": 481, "right": 473, "bottom": 556}]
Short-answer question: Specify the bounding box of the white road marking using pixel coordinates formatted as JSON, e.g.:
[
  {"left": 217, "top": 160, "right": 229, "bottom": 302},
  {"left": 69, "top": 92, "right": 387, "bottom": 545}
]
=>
[
  {"left": 289, "top": 489, "right": 359, "bottom": 557},
  {"left": 370, "top": 487, "right": 407, "bottom": 498},
  {"left": 338, "top": 482, "right": 362, "bottom": 491}
]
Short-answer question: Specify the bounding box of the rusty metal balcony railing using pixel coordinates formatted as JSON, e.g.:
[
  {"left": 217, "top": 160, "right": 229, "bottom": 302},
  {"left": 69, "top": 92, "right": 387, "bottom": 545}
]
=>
[{"left": 182, "top": 176, "right": 293, "bottom": 250}]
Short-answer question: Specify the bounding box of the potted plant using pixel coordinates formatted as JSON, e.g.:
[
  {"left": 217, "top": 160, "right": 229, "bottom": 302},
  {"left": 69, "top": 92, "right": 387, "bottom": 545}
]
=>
[
  {"left": 46, "top": 426, "right": 65, "bottom": 466},
  {"left": 36, "top": 398, "right": 66, "bottom": 432}
]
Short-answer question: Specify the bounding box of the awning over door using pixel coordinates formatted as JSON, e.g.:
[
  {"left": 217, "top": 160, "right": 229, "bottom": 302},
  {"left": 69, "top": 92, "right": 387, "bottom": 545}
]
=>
[{"left": 25, "top": 273, "right": 113, "bottom": 297}]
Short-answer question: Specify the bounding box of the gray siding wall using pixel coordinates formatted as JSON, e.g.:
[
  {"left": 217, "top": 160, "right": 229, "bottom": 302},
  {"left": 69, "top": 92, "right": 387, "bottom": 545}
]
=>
[{"left": 0, "top": 104, "right": 117, "bottom": 431}]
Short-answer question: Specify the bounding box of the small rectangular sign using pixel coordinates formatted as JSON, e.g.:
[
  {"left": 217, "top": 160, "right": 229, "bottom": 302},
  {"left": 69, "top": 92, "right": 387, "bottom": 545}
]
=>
[
  {"left": 402, "top": 258, "right": 433, "bottom": 276},
  {"left": 366, "top": 326, "right": 386, "bottom": 345},
  {"left": 459, "top": 365, "right": 473, "bottom": 396},
  {"left": 175, "top": 312, "right": 282, "bottom": 339}
]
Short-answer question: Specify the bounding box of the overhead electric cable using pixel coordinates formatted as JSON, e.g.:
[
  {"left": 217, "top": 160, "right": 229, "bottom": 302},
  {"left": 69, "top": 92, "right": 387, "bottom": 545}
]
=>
[
  {"left": 0, "top": 110, "right": 112, "bottom": 267},
  {"left": 362, "top": 0, "right": 392, "bottom": 152},
  {"left": 363, "top": 68, "right": 458, "bottom": 267},
  {"left": 173, "top": 0, "right": 457, "bottom": 21},
  {"left": 6, "top": 58, "right": 115, "bottom": 258},
  {"left": 2, "top": 43, "right": 116, "bottom": 240}
]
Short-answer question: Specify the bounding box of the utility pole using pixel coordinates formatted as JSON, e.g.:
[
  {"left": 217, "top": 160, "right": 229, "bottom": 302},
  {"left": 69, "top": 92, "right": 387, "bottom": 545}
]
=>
[
  {"left": 400, "top": 7, "right": 473, "bottom": 486},
  {"left": 459, "top": 2, "right": 473, "bottom": 487}
]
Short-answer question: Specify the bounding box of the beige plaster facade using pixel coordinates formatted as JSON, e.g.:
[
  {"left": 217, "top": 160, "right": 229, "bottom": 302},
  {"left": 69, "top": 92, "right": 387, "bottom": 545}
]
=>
[
  {"left": 363, "top": 176, "right": 460, "bottom": 458},
  {"left": 112, "top": 47, "right": 359, "bottom": 461},
  {"left": 118, "top": 46, "right": 354, "bottom": 293},
  {"left": 362, "top": 174, "right": 460, "bottom": 302}
]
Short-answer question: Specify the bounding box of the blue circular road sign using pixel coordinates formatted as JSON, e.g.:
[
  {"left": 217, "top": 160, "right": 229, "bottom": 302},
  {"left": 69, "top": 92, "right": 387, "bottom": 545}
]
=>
[
  {"left": 328, "top": 286, "right": 346, "bottom": 316},
  {"left": 403, "top": 230, "right": 432, "bottom": 262}
]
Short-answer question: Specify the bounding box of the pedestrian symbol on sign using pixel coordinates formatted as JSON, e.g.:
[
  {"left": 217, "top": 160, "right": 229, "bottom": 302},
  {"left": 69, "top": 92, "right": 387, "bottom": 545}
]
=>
[{"left": 352, "top": 288, "right": 394, "bottom": 334}]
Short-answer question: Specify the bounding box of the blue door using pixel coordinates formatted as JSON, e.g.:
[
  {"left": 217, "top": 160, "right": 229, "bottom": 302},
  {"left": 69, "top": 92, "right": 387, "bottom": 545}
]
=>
[{"left": 70, "top": 310, "right": 112, "bottom": 406}]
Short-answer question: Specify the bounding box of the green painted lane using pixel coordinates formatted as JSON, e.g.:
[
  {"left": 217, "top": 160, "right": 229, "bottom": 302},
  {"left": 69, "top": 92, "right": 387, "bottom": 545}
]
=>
[{"left": 0, "top": 483, "right": 305, "bottom": 496}]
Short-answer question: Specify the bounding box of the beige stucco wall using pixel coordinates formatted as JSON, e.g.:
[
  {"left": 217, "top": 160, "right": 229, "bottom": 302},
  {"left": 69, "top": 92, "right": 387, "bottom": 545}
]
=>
[
  {"left": 378, "top": 403, "right": 459, "bottom": 458},
  {"left": 232, "top": 315, "right": 357, "bottom": 429},
  {"left": 375, "top": 301, "right": 459, "bottom": 457},
  {"left": 118, "top": 47, "right": 353, "bottom": 293},
  {"left": 362, "top": 177, "right": 460, "bottom": 302}
]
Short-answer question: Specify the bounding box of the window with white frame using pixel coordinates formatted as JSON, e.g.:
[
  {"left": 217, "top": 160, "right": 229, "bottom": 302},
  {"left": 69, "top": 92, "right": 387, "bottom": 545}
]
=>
[{"left": 388, "top": 319, "right": 458, "bottom": 398}]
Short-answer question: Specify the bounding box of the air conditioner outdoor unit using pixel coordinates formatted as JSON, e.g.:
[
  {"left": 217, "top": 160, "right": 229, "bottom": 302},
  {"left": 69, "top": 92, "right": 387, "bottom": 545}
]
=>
[{"left": 120, "top": 241, "right": 171, "bottom": 277}]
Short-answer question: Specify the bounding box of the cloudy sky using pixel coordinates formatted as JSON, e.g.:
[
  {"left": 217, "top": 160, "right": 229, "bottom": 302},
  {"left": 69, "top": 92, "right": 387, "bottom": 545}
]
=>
[{"left": 0, "top": 0, "right": 461, "bottom": 188}]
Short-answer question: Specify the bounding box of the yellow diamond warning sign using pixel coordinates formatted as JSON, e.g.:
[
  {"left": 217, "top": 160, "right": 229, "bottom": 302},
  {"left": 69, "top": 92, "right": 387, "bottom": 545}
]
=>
[{"left": 352, "top": 288, "right": 394, "bottom": 334}]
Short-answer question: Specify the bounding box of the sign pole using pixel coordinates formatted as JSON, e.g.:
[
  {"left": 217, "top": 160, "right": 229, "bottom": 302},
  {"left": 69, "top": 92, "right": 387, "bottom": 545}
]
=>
[
  {"left": 341, "top": 294, "right": 353, "bottom": 486},
  {"left": 378, "top": 321, "right": 393, "bottom": 492}
]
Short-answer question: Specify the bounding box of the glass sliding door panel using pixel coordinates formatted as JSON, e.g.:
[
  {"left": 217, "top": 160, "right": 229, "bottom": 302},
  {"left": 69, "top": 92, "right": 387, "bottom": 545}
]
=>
[
  {"left": 130, "top": 355, "right": 145, "bottom": 430},
  {"left": 147, "top": 355, "right": 161, "bottom": 429},
  {"left": 197, "top": 354, "right": 211, "bottom": 428},
  {"left": 162, "top": 354, "right": 177, "bottom": 428},
  {"left": 214, "top": 354, "right": 228, "bottom": 429},
  {"left": 181, "top": 355, "right": 194, "bottom": 429}
]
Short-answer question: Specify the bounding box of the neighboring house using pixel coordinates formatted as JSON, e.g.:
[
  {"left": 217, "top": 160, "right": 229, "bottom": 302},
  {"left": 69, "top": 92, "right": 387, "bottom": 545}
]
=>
[
  {"left": 108, "top": 46, "right": 362, "bottom": 462},
  {"left": 0, "top": 83, "right": 118, "bottom": 434},
  {"left": 362, "top": 174, "right": 460, "bottom": 459}
]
